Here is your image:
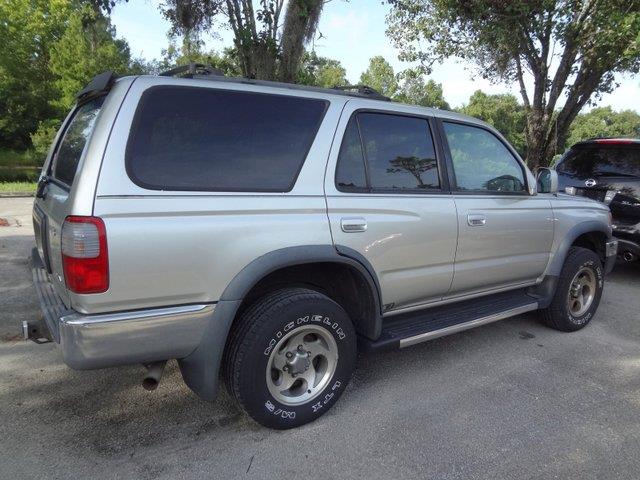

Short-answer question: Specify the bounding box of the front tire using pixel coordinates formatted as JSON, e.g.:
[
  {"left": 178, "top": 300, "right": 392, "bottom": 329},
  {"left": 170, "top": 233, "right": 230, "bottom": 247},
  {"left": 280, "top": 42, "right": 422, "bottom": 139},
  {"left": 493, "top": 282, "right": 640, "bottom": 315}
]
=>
[
  {"left": 223, "top": 288, "right": 357, "bottom": 429},
  {"left": 540, "top": 247, "right": 604, "bottom": 332}
]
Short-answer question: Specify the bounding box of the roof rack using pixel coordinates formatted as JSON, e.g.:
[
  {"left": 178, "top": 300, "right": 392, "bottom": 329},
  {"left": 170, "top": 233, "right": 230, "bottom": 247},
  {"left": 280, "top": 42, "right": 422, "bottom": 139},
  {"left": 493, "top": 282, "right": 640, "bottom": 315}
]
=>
[
  {"left": 159, "top": 62, "right": 225, "bottom": 78},
  {"left": 332, "top": 84, "right": 390, "bottom": 101},
  {"left": 157, "top": 63, "right": 392, "bottom": 102}
]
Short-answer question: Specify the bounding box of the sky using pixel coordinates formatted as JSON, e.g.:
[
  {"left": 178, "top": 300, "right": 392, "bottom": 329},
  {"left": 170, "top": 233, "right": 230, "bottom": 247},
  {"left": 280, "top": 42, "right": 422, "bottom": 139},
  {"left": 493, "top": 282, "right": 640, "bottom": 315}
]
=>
[{"left": 111, "top": 0, "right": 639, "bottom": 111}]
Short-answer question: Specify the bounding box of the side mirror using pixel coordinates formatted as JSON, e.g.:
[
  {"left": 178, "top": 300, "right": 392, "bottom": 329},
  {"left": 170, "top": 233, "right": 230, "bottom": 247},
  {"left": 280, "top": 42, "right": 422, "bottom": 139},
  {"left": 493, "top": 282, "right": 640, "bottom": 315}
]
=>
[{"left": 536, "top": 167, "right": 558, "bottom": 194}]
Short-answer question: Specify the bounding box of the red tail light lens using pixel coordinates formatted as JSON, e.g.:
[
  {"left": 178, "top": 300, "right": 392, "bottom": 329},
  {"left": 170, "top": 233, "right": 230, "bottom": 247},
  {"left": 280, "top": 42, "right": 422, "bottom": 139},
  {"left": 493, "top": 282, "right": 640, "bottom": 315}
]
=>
[{"left": 61, "top": 216, "right": 109, "bottom": 294}]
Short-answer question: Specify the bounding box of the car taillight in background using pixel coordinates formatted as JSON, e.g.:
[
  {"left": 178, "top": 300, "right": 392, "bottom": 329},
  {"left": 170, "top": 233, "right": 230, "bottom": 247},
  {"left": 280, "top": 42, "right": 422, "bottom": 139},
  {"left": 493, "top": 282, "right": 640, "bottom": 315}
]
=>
[{"left": 61, "top": 216, "right": 109, "bottom": 294}]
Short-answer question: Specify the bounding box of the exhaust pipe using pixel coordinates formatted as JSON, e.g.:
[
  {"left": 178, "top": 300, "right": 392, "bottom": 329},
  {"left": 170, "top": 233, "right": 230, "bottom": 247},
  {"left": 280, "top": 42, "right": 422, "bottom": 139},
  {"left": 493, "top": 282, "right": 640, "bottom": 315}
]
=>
[
  {"left": 623, "top": 251, "right": 637, "bottom": 262},
  {"left": 142, "top": 361, "right": 167, "bottom": 391}
]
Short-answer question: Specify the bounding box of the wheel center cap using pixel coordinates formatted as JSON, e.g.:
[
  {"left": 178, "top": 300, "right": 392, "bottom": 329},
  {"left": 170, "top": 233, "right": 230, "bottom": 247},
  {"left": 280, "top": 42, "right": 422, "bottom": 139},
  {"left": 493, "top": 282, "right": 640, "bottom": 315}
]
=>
[{"left": 286, "top": 347, "right": 310, "bottom": 376}]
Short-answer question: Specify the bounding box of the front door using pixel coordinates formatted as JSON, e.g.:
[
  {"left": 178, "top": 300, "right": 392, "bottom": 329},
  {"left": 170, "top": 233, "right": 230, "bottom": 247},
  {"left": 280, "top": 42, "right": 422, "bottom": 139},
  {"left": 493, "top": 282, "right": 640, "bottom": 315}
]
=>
[
  {"left": 325, "top": 103, "right": 458, "bottom": 311},
  {"left": 439, "top": 120, "right": 554, "bottom": 297}
]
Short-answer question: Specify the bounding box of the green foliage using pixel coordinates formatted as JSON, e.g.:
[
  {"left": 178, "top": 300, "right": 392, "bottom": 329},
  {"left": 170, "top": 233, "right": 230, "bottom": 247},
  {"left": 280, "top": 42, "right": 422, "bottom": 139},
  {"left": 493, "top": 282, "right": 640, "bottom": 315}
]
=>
[
  {"left": 49, "top": 6, "right": 136, "bottom": 111},
  {"left": 0, "top": 181, "right": 37, "bottom": 195},
  {"left": 394, "top": 70, "right": 449, "bottom": 109},
  {"left": 161, "top": 0, "right": 324, "bottom": 82},
  {"left": 566, "top": 107, "right": 640, "bottom": 147},
  {"left": 387, "top": 0, "right": 640, "bottom": 168},
  {"left": 0, "top": 0, "right": 73, "bottom": 149},
  {"left": 460, "top": 90, "right": 527, "bottom": 156},
  {"left": 159, "top": 39, "right": 241, "bottom": 76},
  {"left": 30, "top": 119, "right": 62, "bottom": 165},
  {"left": 296, "top": 51, "right": 347, "bottom": 87},
  {"left": 360, "top": 56, "right": 398, "bottom": 98},
  {"left": 0, "top": 0, "right": 145, "bottom": 152},
  {"left": 0, "top": 149, "right": 40, "bottom": 182}
]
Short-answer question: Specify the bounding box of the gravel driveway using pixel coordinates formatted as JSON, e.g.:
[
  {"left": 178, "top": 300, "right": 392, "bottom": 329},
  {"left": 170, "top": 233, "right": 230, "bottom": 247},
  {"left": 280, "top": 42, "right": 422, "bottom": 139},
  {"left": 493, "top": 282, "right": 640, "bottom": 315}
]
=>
[{"left": 1, "top": 197, "right": 639, "bottom": 480}]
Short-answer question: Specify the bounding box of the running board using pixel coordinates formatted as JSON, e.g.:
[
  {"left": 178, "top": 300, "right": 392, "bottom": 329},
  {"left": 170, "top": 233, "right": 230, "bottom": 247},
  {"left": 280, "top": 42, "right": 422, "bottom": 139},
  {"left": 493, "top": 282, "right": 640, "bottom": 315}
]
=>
[{"left": 361, "top": 289, "right": 539, "bottom": 351}]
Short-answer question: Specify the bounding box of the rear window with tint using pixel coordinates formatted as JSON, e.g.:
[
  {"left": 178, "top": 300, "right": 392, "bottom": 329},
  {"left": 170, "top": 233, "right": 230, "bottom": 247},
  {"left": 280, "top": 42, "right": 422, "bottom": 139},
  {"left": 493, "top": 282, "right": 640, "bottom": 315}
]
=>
[
  {"left": 556, "top": 146, "right": 640, "bottom": 178},
  {"left": 53, "top": 97, "right": 105, "bottom": 186},
  {"left": 126, "top": 86, "right": 328, "bottom": 191}
]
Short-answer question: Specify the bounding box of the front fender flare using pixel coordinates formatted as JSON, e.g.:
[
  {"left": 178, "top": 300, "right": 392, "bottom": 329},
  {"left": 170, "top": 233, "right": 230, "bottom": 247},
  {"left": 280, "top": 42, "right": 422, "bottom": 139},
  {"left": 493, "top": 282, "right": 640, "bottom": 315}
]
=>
[{"left": 546, "top": 220, "right": 612, "bottom": 277}]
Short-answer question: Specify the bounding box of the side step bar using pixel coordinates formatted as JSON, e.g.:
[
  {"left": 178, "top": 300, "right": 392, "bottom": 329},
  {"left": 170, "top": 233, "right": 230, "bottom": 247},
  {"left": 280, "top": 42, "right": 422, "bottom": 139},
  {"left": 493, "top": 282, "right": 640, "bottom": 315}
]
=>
[
  {"left": 399, "top": 303, "right": 538, "bottom": 348},
  {"left": 361, "top": 289, "right": 539, "bottom": 352}
]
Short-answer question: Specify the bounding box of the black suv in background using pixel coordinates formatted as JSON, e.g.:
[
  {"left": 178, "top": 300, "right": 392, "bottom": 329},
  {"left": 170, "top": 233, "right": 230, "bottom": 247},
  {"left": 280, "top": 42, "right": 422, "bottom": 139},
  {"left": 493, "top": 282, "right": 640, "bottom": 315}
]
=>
[{"left": 555, "top": 138, "right": 640, "bottom": 263}]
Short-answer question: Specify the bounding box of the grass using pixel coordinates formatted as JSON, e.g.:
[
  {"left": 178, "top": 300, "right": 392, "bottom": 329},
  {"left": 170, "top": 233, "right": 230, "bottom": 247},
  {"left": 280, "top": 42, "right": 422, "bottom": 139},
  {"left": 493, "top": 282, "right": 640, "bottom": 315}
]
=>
[{"left": 0, "top": 181, "right": 37, "bottom": 195}]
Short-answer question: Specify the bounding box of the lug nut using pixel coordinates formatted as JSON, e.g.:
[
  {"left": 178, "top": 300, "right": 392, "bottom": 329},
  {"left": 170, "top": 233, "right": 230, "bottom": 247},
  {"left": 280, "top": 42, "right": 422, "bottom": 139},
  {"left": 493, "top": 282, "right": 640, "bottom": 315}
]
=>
[
  {"left": 298, "top": 345, "right": 304, "bottom": 351},
  {"left": 286, "top": 352, "right": 293, "bottom": 359}
]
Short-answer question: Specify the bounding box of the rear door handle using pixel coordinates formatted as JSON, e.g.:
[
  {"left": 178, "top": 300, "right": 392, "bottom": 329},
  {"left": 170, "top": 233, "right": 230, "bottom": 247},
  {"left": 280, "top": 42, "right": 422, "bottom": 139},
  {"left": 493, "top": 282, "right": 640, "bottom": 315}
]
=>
[
  {"left": 467, "top": 214, "right": 486, "bottom": 226},
  {"left": 341, "top": 217, "right": 367, "bottom": 233}
]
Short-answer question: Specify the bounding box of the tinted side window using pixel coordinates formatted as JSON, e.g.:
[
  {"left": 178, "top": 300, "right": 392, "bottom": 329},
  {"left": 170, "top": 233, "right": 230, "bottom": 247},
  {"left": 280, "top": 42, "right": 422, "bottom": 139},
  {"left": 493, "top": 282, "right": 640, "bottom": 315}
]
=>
[
  {"left": 358, "top": 113, "right": 439, "bottom": 190},
  {"left": 53, "top": 97, "right": 105, "bottom": 186},
  {"left": 556, "top": 146, "right": 640, "bottom": 178},
  {"left": 335, "top": 117, "right": 367, "bottom": 190},
  {"left": 126, "top": 87, "right": 327, "bottom": 191},
  {"left": 444, "top": 122, "right": 525, "bottom": 193}
]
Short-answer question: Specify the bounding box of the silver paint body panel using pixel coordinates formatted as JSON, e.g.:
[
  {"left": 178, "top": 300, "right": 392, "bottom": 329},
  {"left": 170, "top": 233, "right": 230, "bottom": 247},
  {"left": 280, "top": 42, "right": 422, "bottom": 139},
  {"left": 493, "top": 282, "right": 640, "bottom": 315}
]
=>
[{"left": 30, "top": 74, "right": 613, "bottom": 374}]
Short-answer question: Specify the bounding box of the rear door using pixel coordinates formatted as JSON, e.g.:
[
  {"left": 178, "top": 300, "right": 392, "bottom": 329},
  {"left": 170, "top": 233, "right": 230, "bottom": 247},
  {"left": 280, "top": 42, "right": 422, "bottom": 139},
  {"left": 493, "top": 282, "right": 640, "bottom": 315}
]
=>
[
  {"left": 325, "top": 102, "right": 458, "bottom": 312},
  {"left": 33, "top": 96, "right": 106, "bottom": 304},
  {"left": 439, "top": 120, "right": 554, "bottom": 297}
]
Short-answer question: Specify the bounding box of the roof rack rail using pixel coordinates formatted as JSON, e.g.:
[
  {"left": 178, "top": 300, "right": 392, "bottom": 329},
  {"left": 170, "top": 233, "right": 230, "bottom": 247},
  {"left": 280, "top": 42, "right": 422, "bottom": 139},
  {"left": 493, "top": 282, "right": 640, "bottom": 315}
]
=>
[
  {"left": 159, "top": 62, "right": 225, "bottom": 78},
  {"left": 155, "top": 64, "right": 392, "bottom": 102},
  {"left": 332, "top": 84, "right": 391, "bottom": 101}
]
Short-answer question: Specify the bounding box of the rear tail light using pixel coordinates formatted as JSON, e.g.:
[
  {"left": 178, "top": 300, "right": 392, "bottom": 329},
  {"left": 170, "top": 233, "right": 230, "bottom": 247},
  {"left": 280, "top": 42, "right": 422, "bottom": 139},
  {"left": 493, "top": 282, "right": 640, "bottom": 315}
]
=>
[{"left": 61, "top": 216, "right": 109, "bottom": 294}]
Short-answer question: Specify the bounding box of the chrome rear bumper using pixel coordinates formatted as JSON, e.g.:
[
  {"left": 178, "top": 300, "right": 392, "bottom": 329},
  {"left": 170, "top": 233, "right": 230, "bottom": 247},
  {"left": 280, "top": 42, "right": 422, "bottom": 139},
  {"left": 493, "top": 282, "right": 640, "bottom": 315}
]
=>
[{"left": 30, "top": 248, "right": 214, "bottom": 369}]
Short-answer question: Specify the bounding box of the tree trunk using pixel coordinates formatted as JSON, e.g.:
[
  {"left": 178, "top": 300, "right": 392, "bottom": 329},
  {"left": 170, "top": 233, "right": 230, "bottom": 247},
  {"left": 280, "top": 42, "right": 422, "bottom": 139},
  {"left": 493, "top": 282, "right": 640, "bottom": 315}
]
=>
[{"left": 278, "top": 0, "right": 323, "bottom": 82}]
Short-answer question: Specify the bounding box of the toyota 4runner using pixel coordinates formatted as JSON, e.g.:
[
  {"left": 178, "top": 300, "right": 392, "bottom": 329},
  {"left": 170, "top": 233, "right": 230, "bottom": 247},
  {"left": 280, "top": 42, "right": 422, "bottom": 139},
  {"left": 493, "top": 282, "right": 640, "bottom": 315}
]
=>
[{"left": 27, "top": 68, "right": 618, "bottom": 429}]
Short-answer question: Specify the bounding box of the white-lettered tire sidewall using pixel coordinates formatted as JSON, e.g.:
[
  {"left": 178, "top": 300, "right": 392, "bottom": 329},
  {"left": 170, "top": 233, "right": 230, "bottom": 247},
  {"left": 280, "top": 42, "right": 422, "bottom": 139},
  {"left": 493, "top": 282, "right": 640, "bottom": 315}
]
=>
[
  {"left": 237, "top": 296, "right": 356, "bottom": 429},
  {"left": 562, "top": 257, "right": 604, "bottom": 327}
]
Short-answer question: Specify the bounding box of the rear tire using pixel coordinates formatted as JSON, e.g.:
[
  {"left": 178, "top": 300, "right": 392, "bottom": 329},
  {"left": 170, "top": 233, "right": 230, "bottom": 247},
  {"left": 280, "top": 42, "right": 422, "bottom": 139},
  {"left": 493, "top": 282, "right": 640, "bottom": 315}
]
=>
[
  {"left": 540, "top": 247, "right": 604, "bottom": 332},
  {"left": 223, "top": 288, "right": 357, "bottom": 429}
]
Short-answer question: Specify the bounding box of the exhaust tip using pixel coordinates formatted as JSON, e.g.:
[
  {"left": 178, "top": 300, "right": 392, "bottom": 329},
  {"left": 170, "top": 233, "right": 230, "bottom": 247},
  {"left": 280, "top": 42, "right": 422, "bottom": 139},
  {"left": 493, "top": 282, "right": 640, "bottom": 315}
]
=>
[
  {"left": 142, "top": 361, "right": 167, "bottom": 391},
  {"left": 142, "top": 377, "right": 160, "bottom": 391}
]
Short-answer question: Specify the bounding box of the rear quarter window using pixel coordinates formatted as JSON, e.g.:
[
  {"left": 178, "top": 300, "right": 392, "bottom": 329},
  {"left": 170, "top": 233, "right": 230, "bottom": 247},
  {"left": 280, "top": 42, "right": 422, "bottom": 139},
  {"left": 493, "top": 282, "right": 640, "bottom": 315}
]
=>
[
  {"left": 125, "top": 86, "right": 328, "bottom": 192},
  {"left": 52, "top": 97, "right": 105, "bottom": 186}
]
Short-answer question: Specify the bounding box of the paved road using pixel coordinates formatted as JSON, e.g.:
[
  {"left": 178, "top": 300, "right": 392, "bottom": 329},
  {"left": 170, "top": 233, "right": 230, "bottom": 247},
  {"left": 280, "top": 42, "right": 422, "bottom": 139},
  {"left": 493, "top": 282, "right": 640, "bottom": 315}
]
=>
[{"left": 1, "top": 197, "right": 639, "bottom": 480}]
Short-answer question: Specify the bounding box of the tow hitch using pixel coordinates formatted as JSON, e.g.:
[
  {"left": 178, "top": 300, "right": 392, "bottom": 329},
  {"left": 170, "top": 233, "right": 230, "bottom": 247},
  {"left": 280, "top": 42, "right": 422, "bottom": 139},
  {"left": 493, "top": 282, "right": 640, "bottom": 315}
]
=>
[{"left": 22, "top": 320, "right": 52, "bottom": 344}]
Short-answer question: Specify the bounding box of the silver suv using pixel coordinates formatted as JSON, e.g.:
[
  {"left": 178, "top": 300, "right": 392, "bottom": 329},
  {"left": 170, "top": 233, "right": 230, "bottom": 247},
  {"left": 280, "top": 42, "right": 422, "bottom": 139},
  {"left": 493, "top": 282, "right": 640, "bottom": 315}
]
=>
[{"left": 28, "top": 69, "right": 618, "bottom": 429}]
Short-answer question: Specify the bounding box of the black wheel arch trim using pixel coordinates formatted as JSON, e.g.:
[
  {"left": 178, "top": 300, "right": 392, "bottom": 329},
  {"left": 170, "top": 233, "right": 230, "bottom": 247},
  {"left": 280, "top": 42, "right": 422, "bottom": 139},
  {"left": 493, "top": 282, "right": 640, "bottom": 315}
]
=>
[
  {"left": 179, "top": 244, "right": 383, "bottom": 401},
  {"left": 547, "top": 221, "right": 612, "bottom": 277}
]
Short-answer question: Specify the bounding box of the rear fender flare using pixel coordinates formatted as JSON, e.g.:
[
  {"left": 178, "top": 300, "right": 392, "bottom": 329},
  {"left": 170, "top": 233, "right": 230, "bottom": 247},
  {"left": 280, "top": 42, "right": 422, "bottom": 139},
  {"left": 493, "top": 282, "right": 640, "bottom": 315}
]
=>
[{"left": 178, "top": 244, "right": 382, "bottom": 401}]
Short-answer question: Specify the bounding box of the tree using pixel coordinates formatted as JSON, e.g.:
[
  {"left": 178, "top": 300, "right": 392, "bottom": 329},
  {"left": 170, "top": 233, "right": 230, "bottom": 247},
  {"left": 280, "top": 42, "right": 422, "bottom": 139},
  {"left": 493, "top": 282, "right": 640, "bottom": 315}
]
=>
[
  {"left": 161, "top": 0, "right": 325, "bottom": 82},
  {"left": 387, "top": 0, "right": 640, "bottom": 168},
  {"left": 360, "top": 56, "right": 398, "bottom": 98},
  {"left": 0, "top": 0, "right": 72, "bottom": 149},
  {"left": 460, "top": 90, "right": 527, "bottom": 156},
  {"left": 159, "top": 39, "right": 241, "bottom": 76},
  {"left": 394, "top": 70, "right": 449, "bottom": 109},
  {"left": 566, "top": 107, "right": 640, "bottom": 147},
  {"left": 49, "top": 5, "right": 135, "bottom": 111},
  {"left": 297, "top": 51, "right": 347, "bottom": 88}
]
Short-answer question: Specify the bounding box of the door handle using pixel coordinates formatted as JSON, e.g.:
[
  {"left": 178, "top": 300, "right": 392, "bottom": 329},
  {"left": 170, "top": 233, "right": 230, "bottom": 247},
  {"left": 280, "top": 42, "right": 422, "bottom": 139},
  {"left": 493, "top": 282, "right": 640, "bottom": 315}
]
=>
[
  {"left": 467, "top": 214, "right": 486, "bottom": 226},
  {"left": 341, "top": 217, "right": 367, "bottom": 233}
]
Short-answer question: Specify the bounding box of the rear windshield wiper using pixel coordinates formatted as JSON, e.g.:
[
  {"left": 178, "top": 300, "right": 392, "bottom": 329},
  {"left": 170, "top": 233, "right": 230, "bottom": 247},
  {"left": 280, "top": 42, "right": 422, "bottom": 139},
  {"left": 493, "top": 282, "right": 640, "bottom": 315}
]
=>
[{"left": 35, "top": 175, "right": 51, "bottom": 198}]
